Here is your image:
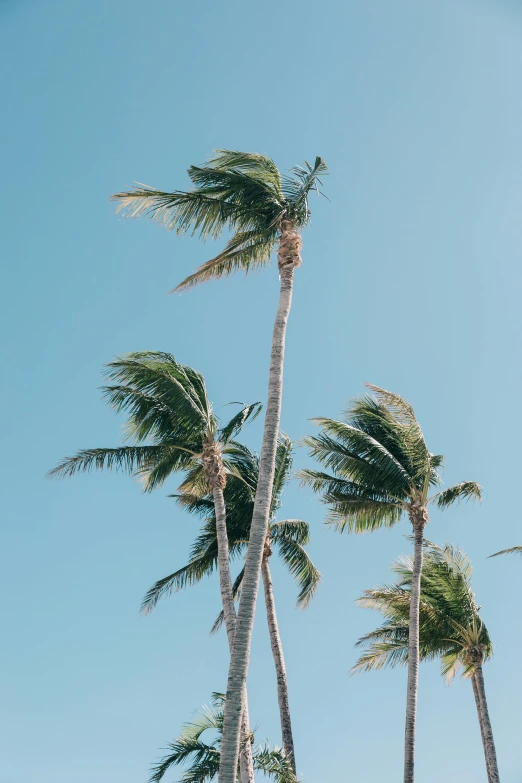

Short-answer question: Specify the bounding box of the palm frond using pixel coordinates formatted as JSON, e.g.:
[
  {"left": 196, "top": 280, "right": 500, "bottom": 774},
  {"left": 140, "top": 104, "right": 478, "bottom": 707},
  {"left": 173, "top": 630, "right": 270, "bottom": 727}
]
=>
[
  {"left": 430, "top": 481, "right": 482, "bottom": 509},
  {"left": 48, "top": 445, "right": 167, "bottom": 479},
  {"left": 112, "top": 184, "right": 256, "bottom": 239},
  {"left": 282, "top": 156, "right": 328, "bottom": 225},
  {"left": 274, "top": 533, "right": 321, "bottom": 607},
  {"left": 141, "top": 553, "right": 217, "bottom": 614},
  {"left": 252, "top": 744, "right": 297, "bottom": 783},
  {"left": 270, "top": 434, "right": 294, "bottom": 517},
  {"left": 489, "top": 545, "right": 522, "bottom": 558},
  {"left": 219, "top": 402, "right": 262, "bottom": 445},
  {"left": 173, "top": 229, "right": 277, "bottom": 292}
]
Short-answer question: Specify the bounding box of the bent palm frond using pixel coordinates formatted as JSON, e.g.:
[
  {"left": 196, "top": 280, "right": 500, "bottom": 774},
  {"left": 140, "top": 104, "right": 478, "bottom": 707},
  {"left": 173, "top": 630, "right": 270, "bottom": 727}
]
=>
[{"left": 489, "top": 545, "right": 522, "bottom": 558}]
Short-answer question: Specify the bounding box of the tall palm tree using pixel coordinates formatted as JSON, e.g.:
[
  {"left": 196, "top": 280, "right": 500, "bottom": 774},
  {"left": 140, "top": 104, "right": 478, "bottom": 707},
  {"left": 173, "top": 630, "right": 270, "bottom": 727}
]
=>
[
  {"left": 111, "top": 150, "right": 328, "bottom": 783},
  {"left": 149, "top": 692, "right": 296, "bottom": 783},
  {"left": 299, "top": 385, "right": 481, "bottom": 783},
  {"left": 48, "top": 351, "right": 261, "bottom": 783},
  {"left": 142, "top": 436, "right": 321, "bottom": 773},
  {"left": 353, "top": 543, "right": 499, "bottom": 782}
]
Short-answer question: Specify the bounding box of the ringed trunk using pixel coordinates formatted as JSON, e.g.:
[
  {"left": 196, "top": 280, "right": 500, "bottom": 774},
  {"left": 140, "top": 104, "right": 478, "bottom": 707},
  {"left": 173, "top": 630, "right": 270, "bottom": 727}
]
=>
[
  {"left": 261, "top": 551, "right": 296, "bottom": 773},
  {"left": 218, "top": 222, "right": 300, "bottom": 783},
  {"left": 403, "top": 508, "right": 428, "bottom": 783},
  {"left": 473, "top": 664, "right": 500, "bottom": 782},
  {"left": 471, "top": 673, "right": 494, "bottom": 782},
  {"left": 204, "top": 445, "right": 255, "bottom": 783}
]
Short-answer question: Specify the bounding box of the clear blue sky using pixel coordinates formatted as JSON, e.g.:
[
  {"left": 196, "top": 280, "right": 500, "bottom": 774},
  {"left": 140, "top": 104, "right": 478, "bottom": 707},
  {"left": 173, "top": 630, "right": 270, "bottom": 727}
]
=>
[{"left": 1, "top": 1, "right": 521, "bottom": 781}]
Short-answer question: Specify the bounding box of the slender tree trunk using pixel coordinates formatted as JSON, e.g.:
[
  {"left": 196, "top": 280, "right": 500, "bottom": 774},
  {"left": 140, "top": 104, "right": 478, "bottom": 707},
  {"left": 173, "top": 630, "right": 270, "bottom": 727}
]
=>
[
  {"left": 261, "top": 553, "right": 296, "bottom": 773},
  {"left": 471, "top": 673, "right": 494, "bottom": 782},
  {"left": 473, "top": 664, "right": 500, "bottom": 782},
  {"left": 210, "top": 473, "right": 254, "bottom": 783},
  {"left": 403, "top": 511, "right": 427, "bottom": 783},
  {"left": 219, "top": 225, "right": 299, "bottom": 783}
]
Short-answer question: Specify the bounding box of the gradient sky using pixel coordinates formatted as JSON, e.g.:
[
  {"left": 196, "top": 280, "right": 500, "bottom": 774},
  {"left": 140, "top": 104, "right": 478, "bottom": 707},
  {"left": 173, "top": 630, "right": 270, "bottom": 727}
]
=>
[{"left": 2, "top": 1, "right": 522, "bottom": 781}]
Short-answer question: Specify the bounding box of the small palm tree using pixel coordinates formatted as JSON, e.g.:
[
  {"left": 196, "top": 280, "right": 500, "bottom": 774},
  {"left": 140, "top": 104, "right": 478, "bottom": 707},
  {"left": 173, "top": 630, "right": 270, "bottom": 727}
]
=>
[
  {"left": 300, "top": 384, "right": 481, "bottom": 783},
  {"left": 142, "top": 435, "right": 320, "bottom": 773},
  {"left": 48, "top": 351, "right": 260, "bottom": 782},
  {"left": 353, "top": 543, "right": 499, "bottom": 783},
  {"left": 150, "top": 692, "right": 296, "bottom": 783},
  {"left": 111, "top": 150, "right": 328, "bottom": 783}
]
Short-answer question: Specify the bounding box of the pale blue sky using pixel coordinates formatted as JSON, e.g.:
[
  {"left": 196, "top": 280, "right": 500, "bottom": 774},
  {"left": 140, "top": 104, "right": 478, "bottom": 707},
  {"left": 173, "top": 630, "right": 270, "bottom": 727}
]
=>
[{"left": 1, "top": 1, "right": 521, "bottom": 781}]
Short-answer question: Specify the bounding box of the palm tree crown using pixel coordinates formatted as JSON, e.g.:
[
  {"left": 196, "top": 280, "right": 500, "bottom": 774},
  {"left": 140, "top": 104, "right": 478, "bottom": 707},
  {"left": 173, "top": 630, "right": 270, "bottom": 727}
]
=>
[
  {"left": 353, "top": 542, "right": 493, "bottom": 679},
  {"left": 300, "top": 384, "right": 481, "bottom": 783},
  {"left": 112, "top": 150, "right": 327, "bottom": 291},
  {"left": 141, "top": 434, "right": 320, "bottom": 616},
  {"left": 354, "top": 543, "right": 500, "bottom": 782},
  {"left": 49, "top": 351, "right": 261, "bottom": 493},
  {"left": 300, "top": 384, "right": 482, "bottom": 532},
  {"left": 150, "top": 692, "right": 296, "bottom": 783}
]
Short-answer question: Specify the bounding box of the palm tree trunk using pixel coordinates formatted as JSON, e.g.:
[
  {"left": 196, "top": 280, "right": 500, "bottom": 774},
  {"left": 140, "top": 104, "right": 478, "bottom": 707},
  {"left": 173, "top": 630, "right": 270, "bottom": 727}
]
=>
[
  {"left": 219, "top": 242, "right": 297, "bottom": 783},
  {"left": 471, "top": 673, "right": 495, "bottom": 782},
  {"left": 213, "top": 485, "right": 255, "bottom": 783},
  {"left": 403, "top": 516, "right": 426, "bottom": 783},
  {"left": 473, "top": 664, "right": 500, "bottom": 782},
  {"left": 261, "top": 554, "right": 296, "bottom": 773}
]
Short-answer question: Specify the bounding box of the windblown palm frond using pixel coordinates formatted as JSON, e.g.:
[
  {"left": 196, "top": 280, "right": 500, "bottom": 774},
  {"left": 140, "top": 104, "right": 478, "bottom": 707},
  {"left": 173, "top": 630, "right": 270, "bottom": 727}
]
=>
[
  {"left": 149, "top": 692, "right": 295, "bottom": 783},
  {"left": 111, "top": 149, "right": 327, "bottom": 291},
  {"left": 489, "top": 545, "right": 522, "bottom": 558}
]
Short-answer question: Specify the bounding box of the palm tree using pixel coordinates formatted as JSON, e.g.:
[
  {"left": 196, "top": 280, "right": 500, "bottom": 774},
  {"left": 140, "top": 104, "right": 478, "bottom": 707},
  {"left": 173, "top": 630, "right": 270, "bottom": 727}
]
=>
[
  {"left": 48, "top": 350, "right": 261, "bottom": 783},
  {"left": 141, "top": 436, "right": 320, "bottom": 773},
  {"left": 149, "top": 692, "right": 296, "bottom": 783},
  {"left": 299, "top": 385, "right": 481, "bottom": 783},
  {"left": 353, "top": 543, "right": 499, "bottom": 782},
  {"left": 490, "top": 546, "right": 522, "bottom": 557},
  {"left": 111, "top": 150, "right": 328, "bottom": 783}
]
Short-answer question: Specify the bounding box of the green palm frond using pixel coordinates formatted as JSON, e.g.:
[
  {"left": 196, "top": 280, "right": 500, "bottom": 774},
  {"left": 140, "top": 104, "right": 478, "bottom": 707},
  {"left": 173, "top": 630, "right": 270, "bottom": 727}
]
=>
[
  {"left": 274, "top": 531, "right": 321, "bottom": 607},
  {"left": 489, "top": 545, "right": 522, "bottom": 558},
  {"left": 149, "top": 692, "right": 295, "bottom": 783},
  {"left": 219, "top": 402, "right": 262, "bottom": 445},
  {"left": 253, "top": 744, "right": 297, "bottom": 783},
  {"left": 173, "top": 230, "right": 278, "bottom": 292},
  {"left": 47, "top": 445, "right": 169, "bottom": 480},
  {"left": 429, "top": 481, "right": 482, "bottom": 509},
  {"left": 112, "top": 185, "right": 255, "bottom": 238},
  {"left": 271, "top": 519, "right": 310, "bottom": 545},
  {"left": 282, "top": 156, "right": 329, "bottom": 222},
  {"left": 103, "top": 352, "right": 211, "bottom": 436},
  {"left": 270, "top": 433, "right": 293, "bottom": 517},
  {"left": 305, "top": 420, "right": 413, "bottom": 493}
]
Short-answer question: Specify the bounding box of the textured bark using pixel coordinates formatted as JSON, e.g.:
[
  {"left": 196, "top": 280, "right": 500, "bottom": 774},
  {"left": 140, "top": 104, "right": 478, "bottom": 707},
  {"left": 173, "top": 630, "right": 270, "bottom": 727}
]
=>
[
  {"left": 471, "top": 673, "right": 494, "bottom": 781},
  {"left": 261, "top": 552, "right": 296, "bottom": 773},
  {"left": 218, "top": 239, "right": 296, "bottom": 783},
  {"left": 474, "top": 664, "right": 500, "bottom": 782},
  {"left": 403, "top": 508, "right": 428, "bottom": 783},
  {"left": 210, "top": 476, "right": 254, "bottom": 783}
]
